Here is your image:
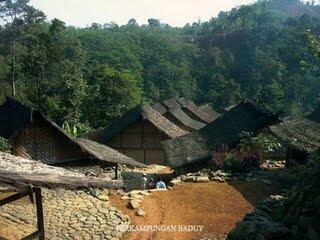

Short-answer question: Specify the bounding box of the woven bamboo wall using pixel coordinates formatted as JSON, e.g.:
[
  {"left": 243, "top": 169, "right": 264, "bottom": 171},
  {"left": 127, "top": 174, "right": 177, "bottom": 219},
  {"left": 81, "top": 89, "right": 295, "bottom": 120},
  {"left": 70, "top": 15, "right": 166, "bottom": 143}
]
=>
[
  {"left": 11, "top": 117, "right": 86, "bottom": 164},
  {"left": 106, "top": 120, "right": 169, "bottom": 165}
]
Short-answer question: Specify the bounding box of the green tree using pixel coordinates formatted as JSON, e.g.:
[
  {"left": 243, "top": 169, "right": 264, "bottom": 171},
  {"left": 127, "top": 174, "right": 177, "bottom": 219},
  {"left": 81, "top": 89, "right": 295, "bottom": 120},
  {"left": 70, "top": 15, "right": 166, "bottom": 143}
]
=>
[
  {"left": 0, "top": 0, "right": 45, "bottom": 97},
  {"left": 83, "top": 65, "right": 142, "bottom": 128}
]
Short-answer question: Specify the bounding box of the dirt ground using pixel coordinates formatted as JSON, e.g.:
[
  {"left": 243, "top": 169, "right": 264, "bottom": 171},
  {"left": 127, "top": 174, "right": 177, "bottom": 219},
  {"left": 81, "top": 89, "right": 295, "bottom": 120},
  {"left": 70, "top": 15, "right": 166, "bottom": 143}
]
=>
[{"left": 110, "top": 181, "right": 279, "bottom": 240}]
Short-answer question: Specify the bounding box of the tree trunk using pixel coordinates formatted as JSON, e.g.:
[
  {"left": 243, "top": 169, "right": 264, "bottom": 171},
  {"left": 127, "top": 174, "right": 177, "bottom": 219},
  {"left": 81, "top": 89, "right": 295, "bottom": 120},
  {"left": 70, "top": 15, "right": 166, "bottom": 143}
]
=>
[{"left": 11, "top": 40, "right": 16, "bottom": 97}]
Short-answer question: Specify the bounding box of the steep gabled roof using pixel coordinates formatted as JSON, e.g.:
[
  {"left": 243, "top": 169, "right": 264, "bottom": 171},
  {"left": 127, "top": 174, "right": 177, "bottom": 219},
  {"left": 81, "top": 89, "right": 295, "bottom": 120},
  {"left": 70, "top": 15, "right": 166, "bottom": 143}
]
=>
[
  {"left": 162, "top": 101, "right": 278, "bottom": 168},
  {"left": 199, "top": 104, "right": 221, "bottom": 120},
  {"left": 162, "top": 99, "right": 182, "bottom": 109},
  {"left": 0, "top": 97, "right": 33, "bottom": 139},
  {"left": 152, "top": 103, "right": 167, "bottom": 115},
  {"left": 166, "top": 108, "right": 206, "bottom": 131},
  {"left": 306, "top": 106, "right": 320, "bottom": 123},
  {"left": 74, "top": 138, "right": 145, "bottom": 167},
  {"left": 177, "top": 98, "right": 217, "bottom": 123},
  {"left": 0, "top": 98, "right": 143, "bottom": 167},
  {"left": 270, "top": 117, "right": 320, "bottom": 154},
  {"left": 0, "top": 151, "right": 122, "bottom": 190},
  {"left": 99, "top": 104, "right": 188, "bottom": 143},
  {"left": 223, "top": 104, "right": 237, "bottom": 113}
]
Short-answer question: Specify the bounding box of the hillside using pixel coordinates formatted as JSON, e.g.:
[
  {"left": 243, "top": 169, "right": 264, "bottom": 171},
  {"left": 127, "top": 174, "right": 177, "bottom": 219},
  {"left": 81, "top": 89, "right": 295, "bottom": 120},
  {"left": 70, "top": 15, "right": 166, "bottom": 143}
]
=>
[{"left": 0, "top": 0, "right": 319, "bottom": 129}]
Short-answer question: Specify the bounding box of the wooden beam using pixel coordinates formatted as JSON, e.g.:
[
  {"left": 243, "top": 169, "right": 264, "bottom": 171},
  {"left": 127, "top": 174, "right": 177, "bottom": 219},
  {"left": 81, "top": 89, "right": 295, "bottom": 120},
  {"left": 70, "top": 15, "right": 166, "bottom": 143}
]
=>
[
  {"left": 21, "top": 231, "right": 40, "bottom": 240},
  {"left": 0, "top": 191, "right": 29, "bottom": 207},
  {"left": 34, "top": 188, "right": 45, "bottom": 240}
]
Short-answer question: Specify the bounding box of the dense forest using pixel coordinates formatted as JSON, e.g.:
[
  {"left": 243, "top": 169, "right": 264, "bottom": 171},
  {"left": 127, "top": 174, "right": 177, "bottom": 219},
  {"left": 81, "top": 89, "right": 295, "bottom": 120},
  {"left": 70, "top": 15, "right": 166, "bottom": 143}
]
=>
[{"left": 0, "top": 0, "right": 320, "bottom": 131}]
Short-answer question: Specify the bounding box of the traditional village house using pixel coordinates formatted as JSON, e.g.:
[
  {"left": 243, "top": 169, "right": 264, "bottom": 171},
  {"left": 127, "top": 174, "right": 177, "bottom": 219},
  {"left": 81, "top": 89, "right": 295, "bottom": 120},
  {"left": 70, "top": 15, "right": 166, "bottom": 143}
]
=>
[
  {"left": 162, "top": 101, "right": 278, "bottom": 169},
  {"left": 269, "top": 117, "right": 320, "bottom": 167},
  {"left": 0, "top": 98, "right": 145, "bottom": 178},
  {"left": 97, "top": 105, "right": 188, "bottom": 165}
]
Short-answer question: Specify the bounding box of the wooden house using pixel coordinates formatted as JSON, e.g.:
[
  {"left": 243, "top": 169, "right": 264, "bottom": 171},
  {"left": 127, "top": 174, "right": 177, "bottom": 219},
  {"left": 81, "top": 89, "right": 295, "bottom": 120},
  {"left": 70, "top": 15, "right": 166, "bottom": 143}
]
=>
[
  {"left": 0, "top": 98, "right": 144, "bottom": 174},
  {"left": 269, "top": 117, "right": 320, "bottom": 167},
  {"left": 97, "top": 105, "right": 188, "bottom": 165},
  {"left": 162, "top": 101, "right": 278, "bottom": 169}
]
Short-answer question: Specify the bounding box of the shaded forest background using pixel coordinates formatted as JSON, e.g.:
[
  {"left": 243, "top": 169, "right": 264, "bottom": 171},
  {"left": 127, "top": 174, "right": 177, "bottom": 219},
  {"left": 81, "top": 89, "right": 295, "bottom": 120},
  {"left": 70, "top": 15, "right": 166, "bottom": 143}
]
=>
[{"left": 0, "top": 0, "right": 320, "bottom": 131}]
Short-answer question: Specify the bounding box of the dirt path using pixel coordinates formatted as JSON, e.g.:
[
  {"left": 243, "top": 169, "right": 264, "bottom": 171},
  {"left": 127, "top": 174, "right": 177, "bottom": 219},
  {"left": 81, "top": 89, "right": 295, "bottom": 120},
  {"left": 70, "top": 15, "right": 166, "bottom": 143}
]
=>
[{"left": 110, "top": 181, "right": 279, "bottom": 240}]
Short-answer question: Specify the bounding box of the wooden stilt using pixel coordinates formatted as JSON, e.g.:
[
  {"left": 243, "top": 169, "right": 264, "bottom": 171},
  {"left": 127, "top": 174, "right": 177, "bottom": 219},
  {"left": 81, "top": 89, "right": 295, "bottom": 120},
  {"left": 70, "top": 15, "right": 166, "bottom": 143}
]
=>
[
  {"left": 34, "top": 188, "right": 45, "bottom": 240},
  {"left": 115, "top": 163, "right": 118, "bottom": 180}
]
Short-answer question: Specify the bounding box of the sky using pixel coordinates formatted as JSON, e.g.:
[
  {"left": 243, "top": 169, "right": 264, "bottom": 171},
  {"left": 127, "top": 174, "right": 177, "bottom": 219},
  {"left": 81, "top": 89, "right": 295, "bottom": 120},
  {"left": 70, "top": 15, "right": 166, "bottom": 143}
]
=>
[{"left": 29, "top": 0, "right": 256, "bottom": 27}]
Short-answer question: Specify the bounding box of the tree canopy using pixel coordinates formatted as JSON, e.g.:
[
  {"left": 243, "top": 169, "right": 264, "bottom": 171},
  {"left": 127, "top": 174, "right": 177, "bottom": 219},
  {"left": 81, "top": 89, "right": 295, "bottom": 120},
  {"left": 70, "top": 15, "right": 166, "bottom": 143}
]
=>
[{"left": 0, "top": 0, "right": 320, "bottom": 130}]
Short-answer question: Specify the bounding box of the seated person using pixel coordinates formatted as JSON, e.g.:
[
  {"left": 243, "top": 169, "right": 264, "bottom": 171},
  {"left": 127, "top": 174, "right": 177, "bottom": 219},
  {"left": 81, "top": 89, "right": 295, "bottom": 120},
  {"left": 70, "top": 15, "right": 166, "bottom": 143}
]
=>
[{"left": 155, "top": 177, "right": 166, "bottom": 189}]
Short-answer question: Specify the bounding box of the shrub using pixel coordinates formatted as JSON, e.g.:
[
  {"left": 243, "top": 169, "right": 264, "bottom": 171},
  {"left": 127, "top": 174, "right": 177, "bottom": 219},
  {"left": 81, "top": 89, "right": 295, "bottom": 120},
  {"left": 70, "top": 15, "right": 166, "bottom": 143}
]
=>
[
  {"left": 210, "top": 132, "right": 272, "bottom": 172},
  {"left": 0, "top": 137, "right": 11, "bottom": 153},
  {"left": 211, "top": 147, "right": 263, "bottom": 172}
]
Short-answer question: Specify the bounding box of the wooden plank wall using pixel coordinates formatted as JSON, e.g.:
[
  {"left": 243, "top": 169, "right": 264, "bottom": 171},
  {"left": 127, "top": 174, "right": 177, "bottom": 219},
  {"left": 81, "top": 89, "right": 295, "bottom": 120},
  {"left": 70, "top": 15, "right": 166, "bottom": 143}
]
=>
[{"left": 106, "top": 120, "right": 168, "bottom": 165}]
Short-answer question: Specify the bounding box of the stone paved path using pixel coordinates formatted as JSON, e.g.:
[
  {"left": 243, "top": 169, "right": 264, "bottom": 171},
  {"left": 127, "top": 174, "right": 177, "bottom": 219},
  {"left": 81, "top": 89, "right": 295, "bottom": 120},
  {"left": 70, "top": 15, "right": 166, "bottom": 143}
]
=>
[{"left": 0, "top": 189, "right": 130, "bottom": 240}]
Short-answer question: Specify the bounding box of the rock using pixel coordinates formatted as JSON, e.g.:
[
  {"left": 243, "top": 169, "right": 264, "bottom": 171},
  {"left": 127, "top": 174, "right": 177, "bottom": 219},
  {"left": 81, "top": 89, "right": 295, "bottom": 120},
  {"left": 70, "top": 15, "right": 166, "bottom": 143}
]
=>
[
  {"left": 195, "top": 176, "right": 210, "bottom": 183},
  {"left": 97, "top": 194, "right": 109, "bottom": 201},
  {"left": 130, "top": 199, "right": 141, "bottom": 209},
  {"left": 129, "top": 190, "right": 142, "bottom": 196},
  {"left": 149, "top": 188, "right": 167, "bottom": 192},
  {"left": 170, "top": 179, "right": 182, "bottom": 186},
  {"left": 270, "top": 195, "right": 285, "bottom": 201},
  {"left": 89, "top": 188, "right": 101, "bottom": 197},
  {"left": 136, "top": 209, "right": 146, "bottom": 217},
  {"left": 184, "top": 176, "right": 196, "bottom": 182}
]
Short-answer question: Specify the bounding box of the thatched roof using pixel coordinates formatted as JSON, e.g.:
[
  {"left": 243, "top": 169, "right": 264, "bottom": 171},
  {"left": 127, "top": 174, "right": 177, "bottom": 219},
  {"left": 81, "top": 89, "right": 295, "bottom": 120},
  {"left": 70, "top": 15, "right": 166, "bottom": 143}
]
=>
[
  {"left": 166, "top": 108, "right": 206, "bottom": 131},
  {"left": 199, "top": 104, "right": 221, "bottom": 119},
  {"left": 0, "top": 97, "right": 143, "bottom": 167},
  {"left": 162, "top": 101, "right": 278, "bottom": 168},
  {"left": 152, "top": 103, "right": 168, "bottom": 115},
  {"left": 223, "top": 104, "right": 237, "bottom": 112},
  {"left": 74, "top": 138, "right": 146, "bottom": 167},
  {"left": 0, "top": 97, "right": 33, "bottom": 139},
  {"left": 162, "top": 99, "right": 182, "bottom": 109},
  {"left": 177, "top": 98, "right": 217, "bottom": 123},
  {"left": 306, "top": 106, "right": 320, "bottom": 123},
  {"left": 269, "top": 117, "right": 320, "bottom": 154},
  {"left": 152, "top": 98, "right": 220, "bottom": 125},
  {"left": 0, "top": 152, "right": 123, "bottom": 190},
  {"left": 99, "top": 104, "right": 188, "bottom": 143}
]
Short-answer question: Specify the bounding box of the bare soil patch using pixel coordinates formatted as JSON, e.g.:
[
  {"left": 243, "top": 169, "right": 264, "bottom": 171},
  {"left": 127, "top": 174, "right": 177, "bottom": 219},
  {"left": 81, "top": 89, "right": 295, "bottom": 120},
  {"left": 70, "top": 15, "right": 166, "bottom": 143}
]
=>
[{"left": 110, "top": 181, "right": 279, "bottom": 240}]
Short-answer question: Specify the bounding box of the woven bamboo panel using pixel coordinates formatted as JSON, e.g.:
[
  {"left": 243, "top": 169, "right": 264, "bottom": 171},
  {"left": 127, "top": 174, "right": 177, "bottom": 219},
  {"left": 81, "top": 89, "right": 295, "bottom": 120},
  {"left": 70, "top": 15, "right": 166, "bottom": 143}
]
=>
[
  {"left": 11, "top": 124, "right": 36, "bottom": 160},
  {"left": 122, "top": 133, "right": 142, "bottom": 148},
  {"left": 145, "top": 149, "right": 165, "bottom": 165},
  {"left": 124, "top": 149, "right": 145, "bottom": 163},
  {"left": 34, "top": 123, "right": 56, "bottom": 164},
  {"left": 143, "top": 134, "right": 162, "bottom": 148}
]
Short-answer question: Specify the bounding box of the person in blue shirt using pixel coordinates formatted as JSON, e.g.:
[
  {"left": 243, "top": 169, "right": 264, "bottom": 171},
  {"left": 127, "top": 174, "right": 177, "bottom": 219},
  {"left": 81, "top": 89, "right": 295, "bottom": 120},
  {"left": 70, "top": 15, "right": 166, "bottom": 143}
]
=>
[{"left": 155, "top": 177, "right": 166, "bottom": 189}]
